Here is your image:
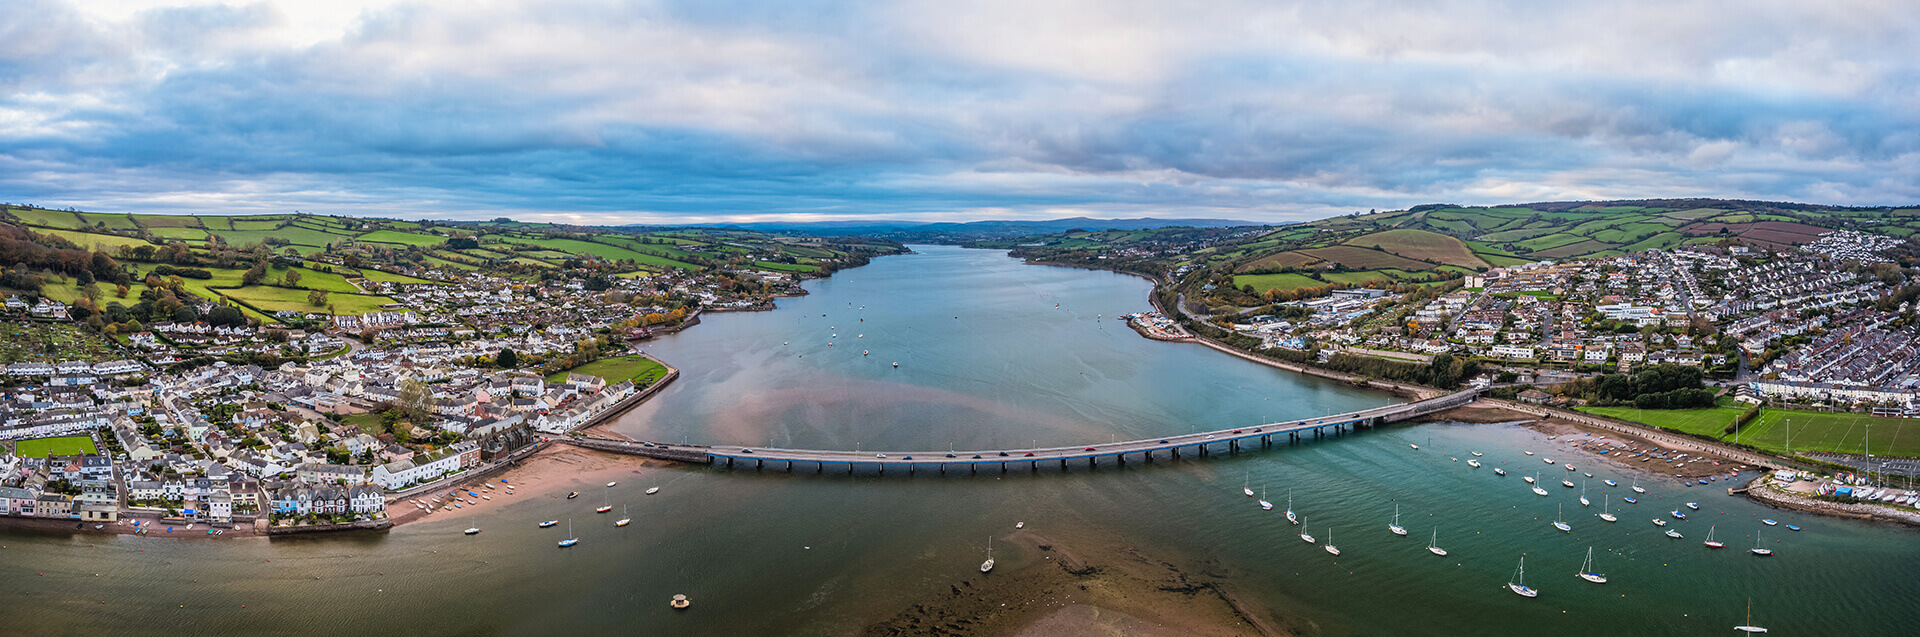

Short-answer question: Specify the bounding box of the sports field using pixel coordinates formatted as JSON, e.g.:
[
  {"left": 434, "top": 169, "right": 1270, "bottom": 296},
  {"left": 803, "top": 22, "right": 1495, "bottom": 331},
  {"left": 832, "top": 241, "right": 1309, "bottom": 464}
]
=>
[
  {"left": 16, "top": 435, "right": 97, "bottom": 458},
  {"left": 1582, "top": 406, "right": 1920, "bottom": 457}
]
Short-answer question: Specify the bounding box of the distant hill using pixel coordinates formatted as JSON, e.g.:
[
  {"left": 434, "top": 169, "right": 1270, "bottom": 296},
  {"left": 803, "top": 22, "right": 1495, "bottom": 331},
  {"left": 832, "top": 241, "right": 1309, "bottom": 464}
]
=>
[{"left": 687, "top": 217, "right": 1260, "bottom": 241}]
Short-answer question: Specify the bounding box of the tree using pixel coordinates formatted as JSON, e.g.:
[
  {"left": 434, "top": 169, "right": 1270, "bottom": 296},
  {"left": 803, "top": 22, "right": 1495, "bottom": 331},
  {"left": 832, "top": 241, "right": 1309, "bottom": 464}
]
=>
[
  {"left": 283, "top": 269, "right": 302, "bottom": 287},
  {"left": 397, "top": 378, "right": 432, "bottom": 424},
  {"left": 241, "top": 261, "right": 267, "bottom": 286},
  {"left": 495, "top": 348, "right": 519, "bottom": 368},
  {"left": 308, "top": 289, "right": 329, "bottom": 307}
]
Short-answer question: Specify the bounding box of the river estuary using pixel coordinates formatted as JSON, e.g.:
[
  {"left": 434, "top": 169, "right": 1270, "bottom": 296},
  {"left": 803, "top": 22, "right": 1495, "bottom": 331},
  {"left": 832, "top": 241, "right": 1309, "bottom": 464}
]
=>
[{"left": 3, "top": 245, "right": 1916, "bottom": 635}]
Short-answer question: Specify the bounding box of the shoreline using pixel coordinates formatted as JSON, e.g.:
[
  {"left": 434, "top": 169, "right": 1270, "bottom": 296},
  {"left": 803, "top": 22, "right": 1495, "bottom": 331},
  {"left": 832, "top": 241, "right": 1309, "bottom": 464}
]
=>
[{"left": 1023, "top": 257, "right": 1438, "bottom": 401}]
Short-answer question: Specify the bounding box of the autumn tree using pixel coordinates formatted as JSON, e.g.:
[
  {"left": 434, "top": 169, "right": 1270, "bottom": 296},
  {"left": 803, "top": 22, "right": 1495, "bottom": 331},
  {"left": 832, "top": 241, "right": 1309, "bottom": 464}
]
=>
[{"left": 308, "top": 289, "right": 328, "bottom": 307}]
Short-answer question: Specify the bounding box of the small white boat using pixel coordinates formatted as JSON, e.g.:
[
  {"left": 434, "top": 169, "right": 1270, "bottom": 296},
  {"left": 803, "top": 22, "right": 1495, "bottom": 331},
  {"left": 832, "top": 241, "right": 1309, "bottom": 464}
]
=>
[
  {"left": 1552, "top": 504, "right": 1571, "bottom": 533},
  {"left": 1561, "top": 479, "right": 1575, "bottom": 488},
  {"left": 1467, "top": 459, "right": 1481, "bottom": 468},
  {"left": 1409, "top": 443, "right": 1419, "bottom": 450},
  {"left": 1652, "top": 518, "right": 1667, "bottom": 527},
  {"left": 1579, "top": 482, "right": 1590, "bottom": 507},
  {"left": 464, "top": 520, "right": 480, "bottom": 536},
  {"left": 1494, "top": 468, "right": 1507, "bottom": 476},
  {"left": 1576, "top": 546, "right": 1607, "bottom": 584},
  {"left": 1631, "top": 479, "right": 1646, "bottom": 494},
  {"left": 1324, "top": 528, "right": 1339, "bottom": 555},
  {"left": 540, "top": 520, "right": 558, "bottom": 528},
  {"left": 1665, "top": 529, "right": 1683, "bottom": 539},
  {"left": 1604, "top": 479, "right": 1617, "bottom": 487},
  {"left": 1751, "top": 530, "right": 1773, "bottom": 556},
  {"left": 1259, "top": 486, "right": 1273, "bottom": 511},
  {"left": 1509, "top": 557, "right": 1537, "bottom": 598},
  {"left": 1524, "top": 475, "right": 1536, "bottom": 484},
  {"left": 1598, "top": 496, "right": 1617, "bottom": 522},
  {"left": 616, "top": 505, "right": 631, "bottom": 527},
  {"left": 1243, "top": 474, "right": 1254, "bottom": 498},
  {"left": 1704, "top": 525, "right": 1724, "bottom": 548},
  {"left": 1388, "top": 504, "right": 1407, "bottom": 536},
  {"left": 646, "top": 487, "right": 660, "bottom": 495},
  {"left": 596, "top": 505, "right": 612, "bottom": 513},
  {"left": 1544, "top": 458, "right": 1555, "bottom": 465},
  {"left": 1016, "top": 522, "right": 1024, "bottom": 529},
  {"left": 1735, "top": 598, "right": 1769, "bottom": 633},
  {"left": 1471, "top": 451, "right": 1482, "bottom": 457},
  {"left": 1427, "top": 528, "right": 1447, "bottom": 556},
  {"left": 1525, "top": 451, "right": 1535, "bottom": 456},
  {"left": 1685, "top": 502, "right": 1699, "bottom": 510},
  {"left": 1299, "top": 516, "right": 1315, "bottom": 544},
  {"left": 981, "top": 537, "right": 995, "bottom": 573},
  {"left": 1286, "top": 489, "right": 1298, "bottom": 525},
  {"left": 1532, "top": 485, "right": 1550, "bottom": 497},
  {"left": 607, "top": 481, "right": 618, "bottom": 488},
  {"left": 558, "top": 520, "right": 578, "bottom": 548}
]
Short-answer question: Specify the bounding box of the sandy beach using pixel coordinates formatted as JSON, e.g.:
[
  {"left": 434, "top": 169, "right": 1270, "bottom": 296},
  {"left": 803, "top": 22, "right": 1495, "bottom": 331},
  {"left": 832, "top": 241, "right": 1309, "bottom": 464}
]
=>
[
  {"left": 387, "top": 445, "right": 678, "bottom": 528},
  {"left": 1430, "top": 401, "right": 1761, "bottom": 480}
]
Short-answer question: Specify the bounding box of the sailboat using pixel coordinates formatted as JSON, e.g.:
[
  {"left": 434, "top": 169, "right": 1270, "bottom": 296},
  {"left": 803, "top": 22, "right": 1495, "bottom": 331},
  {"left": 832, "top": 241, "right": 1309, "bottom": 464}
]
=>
[
  {"left": 1553, "top": 504, "right": 1571, "bottom": 532},
  {"left": 1532, "top": 473, "right": 1550, "bottom": 496},
  {"left": 1599, "top": 496, "right": 1617, "bottom": 522},
  {"left": 1704, "top": 525, "right": 1724, "bottom": 548},
  {"left": 1324, "top": 528, "right": 1339, "bottom": 555},
  {"left": 616, "top": 505, "right": 631, "bottom": 527},
  {"left": 1243, "top": 474, "right": 1254, "bottom": 498},
  {"left": 1631, "top": 478, "right": 1646, "bottom": 494},
  {"left": 1579, "top": 482, "right": 1590, "bottom": 507},
  {"left": 980, "top": 537, "right": 995, "bottom": 573},
  {"left": 1259, "top": 487, "right": 1273, "bottom": 511},
  {"left": 1285, "top": 489, "right": 1298, "bottom": 525},
  {"left": 1427, "top": 528, "right": 1447, "bottom": 556},
  {"left": 558, "top": 519, "right": 578, "bottom": 548},
  {"left": 1576, "top": 546, "right": 1607, "bottom": 583},
  {"left": 1508, "top": 556, "right": 1538, "bottom": 598},
  {"left": 1388, "top": 504, "right": 1407, "bottom": 536},
  {"left": 464, "top": 517, "right": 480, "bottom": 535},
  {"left": 1750, "top": 529, "right": 1774, "bottom": 556},
  {"left": 1734, "top": 598, "right": 1769, "bottom": 633},
  {"left": 1299, "top": 517, "right": 1315, "bottom": 544}
]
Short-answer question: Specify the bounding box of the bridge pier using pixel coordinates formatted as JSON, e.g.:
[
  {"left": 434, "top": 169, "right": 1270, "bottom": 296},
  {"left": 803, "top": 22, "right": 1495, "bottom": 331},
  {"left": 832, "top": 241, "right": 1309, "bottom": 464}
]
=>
[
  {"left": 1088, "top": 456, "right": 1096, "bottom": 468},
  {"left": 1229, "top": 440, "right": 1237, "bottom": 453},
  {"left": 1031, "top": 460, "right": 1037, "bottom": 471},
  {"left": 726, "top": 457, "right": 735, "bottom": 468},
  {"left": 1060, "top": 458, "right": 1068, "bottom": 470},
  {"left": 1171, "top": 447, "right": 1179, "bottom": 458},
  {"left": 756, "top": 459, "right": 763, "bottom": 470}
]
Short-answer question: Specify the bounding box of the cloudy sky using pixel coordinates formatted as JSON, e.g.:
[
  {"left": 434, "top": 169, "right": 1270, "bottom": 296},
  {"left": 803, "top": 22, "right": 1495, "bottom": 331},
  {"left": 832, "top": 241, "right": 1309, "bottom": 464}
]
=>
[{"left": 4, "top": 0, "right": 1917, "bottom": 224}]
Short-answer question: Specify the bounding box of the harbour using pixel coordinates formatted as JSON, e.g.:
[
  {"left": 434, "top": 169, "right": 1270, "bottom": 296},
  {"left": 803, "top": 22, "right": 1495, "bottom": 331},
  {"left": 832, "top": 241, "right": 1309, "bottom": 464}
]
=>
[{"left": 3, "top": 245, "right": 1917, "bottom": 636}]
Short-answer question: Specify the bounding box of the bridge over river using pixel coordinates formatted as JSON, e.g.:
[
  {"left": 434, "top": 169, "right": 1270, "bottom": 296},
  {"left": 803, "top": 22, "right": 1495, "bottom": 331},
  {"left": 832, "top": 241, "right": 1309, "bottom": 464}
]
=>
[{"left": 561, "top": 388, "right": 1481, "bottom": 475}]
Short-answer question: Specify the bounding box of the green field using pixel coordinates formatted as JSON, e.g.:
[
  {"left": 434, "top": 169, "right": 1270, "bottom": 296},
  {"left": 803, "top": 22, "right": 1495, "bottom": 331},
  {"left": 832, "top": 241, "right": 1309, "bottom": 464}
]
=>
[
  {"left": 1297, "top": 245, "right": 1431, "bottom": 270},
  {"left": 39, "top": 229, "right": 154, "bottom": 251},
  {"left": 8, "top": 207, "right": 86, "bottom": 229},
  {"left": 356, "top": 230, "right": 446, "bottom": 246},
  {"left": 356, "top": 269, "right": 440, "bottom": 285},
  {"left": 547, "top": 355, "right": 669, "bottom": 387},
  {"left": 1581, "top": 406, "right": 1748, "bottom": 438},
  {"left": 1232, "top": 273, "right": 1324, "bottom": 294},
  {"left": 146, "top": 227, "right": 212, "bottom": 241},
  {"left": 1582, "top": 406, "right": 1920, "bottom": 458},
  {"left": 223, "top": 286, "right": 395, "bottom": 315},
  {"left": 1735, "top": 410, "right": 1920, "bottom": 458},
  {"left": 1343, "top": 228, "right": 1487, "bottom": 268},
  {"left": 753, "top": 261, "right": 818, "bottom": 273},
  {"left": 15, "top": 435, "right": 98, "bottom": 458}
]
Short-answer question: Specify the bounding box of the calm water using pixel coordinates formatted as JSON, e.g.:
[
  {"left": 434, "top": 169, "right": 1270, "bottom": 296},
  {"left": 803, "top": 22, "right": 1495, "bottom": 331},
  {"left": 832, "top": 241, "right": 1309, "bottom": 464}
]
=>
[{"left": 3, "top": 245, "right": 1916, "bottom": 635}]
